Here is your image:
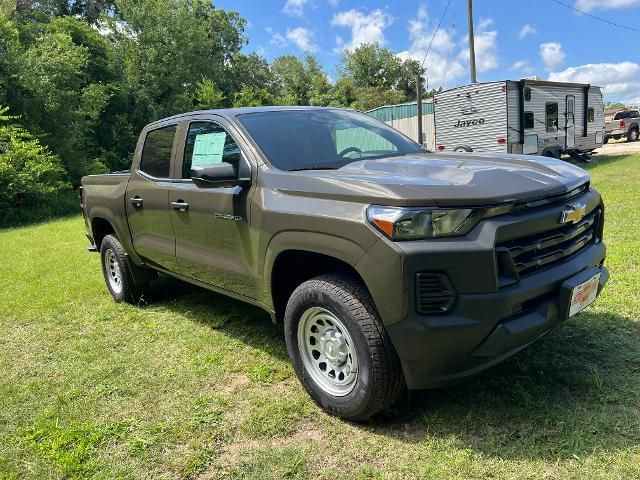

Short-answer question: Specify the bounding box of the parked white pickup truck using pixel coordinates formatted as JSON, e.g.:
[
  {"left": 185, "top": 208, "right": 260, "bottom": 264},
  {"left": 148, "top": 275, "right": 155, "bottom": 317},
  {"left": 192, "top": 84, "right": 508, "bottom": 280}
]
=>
[{"left": 604, "top": 109, "right": 640, "bottom": 143}]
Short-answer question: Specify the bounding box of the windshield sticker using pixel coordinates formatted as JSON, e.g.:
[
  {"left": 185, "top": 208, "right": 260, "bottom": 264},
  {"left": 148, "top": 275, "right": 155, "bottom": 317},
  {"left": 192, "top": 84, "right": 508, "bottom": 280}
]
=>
[{"left": 193, "top": 132, "right": 226, "bottom": 165}]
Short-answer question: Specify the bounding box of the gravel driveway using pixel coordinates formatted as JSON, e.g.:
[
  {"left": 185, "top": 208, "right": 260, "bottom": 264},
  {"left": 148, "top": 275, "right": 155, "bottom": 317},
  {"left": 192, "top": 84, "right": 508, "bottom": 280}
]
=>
[{"left": 595, "top": 139, "right": 640, "bottom": 156}]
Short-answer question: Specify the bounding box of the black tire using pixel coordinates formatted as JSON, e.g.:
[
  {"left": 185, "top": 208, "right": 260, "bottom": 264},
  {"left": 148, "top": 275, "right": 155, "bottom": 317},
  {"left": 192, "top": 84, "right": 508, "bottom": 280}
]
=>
[
  {"left": 603, "top": 136, "right": 609, "bottom": 144},
  {"left": 627, "top": 128, "right": 639, "bottom": 142},
  {"left": 453, "top": 145, "right": 473, "bottom": 152},
  {"left": 284, "top": 274, "right": 405, "bottom": 420},
  {"left": 100, "top": 234, "right": 150, "bottom": 304}
]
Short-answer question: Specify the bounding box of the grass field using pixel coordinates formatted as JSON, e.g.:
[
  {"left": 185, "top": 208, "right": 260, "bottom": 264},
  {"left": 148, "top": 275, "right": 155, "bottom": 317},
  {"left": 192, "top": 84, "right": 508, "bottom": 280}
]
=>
[{"left": 1, "top": 154, "right": 639, "bottom": 479}]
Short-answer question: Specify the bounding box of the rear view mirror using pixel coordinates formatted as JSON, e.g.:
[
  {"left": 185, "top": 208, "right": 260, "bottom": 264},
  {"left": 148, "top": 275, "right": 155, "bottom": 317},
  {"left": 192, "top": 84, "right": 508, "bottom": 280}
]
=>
[{"left": 190, "top": 163, "right": 249, "bottom": 188}]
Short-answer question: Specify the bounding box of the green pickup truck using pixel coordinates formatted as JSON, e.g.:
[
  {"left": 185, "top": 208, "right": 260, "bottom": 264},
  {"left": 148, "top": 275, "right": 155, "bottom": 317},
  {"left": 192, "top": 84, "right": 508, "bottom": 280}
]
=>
[{"left": 81, "top": 106, "right": 608, "bottom": 420}]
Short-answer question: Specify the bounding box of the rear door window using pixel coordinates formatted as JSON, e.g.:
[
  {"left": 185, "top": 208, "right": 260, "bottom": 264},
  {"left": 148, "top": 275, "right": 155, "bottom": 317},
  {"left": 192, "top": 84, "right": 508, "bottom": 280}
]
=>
[{"left": 140, "top": 125, "right": 177, "bottom": 178}]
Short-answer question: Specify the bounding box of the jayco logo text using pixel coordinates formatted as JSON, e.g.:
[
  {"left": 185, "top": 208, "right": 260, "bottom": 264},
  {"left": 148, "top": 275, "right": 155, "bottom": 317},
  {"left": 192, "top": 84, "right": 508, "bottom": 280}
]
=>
[{"left": 454, "top": 118, "right": 485, "bottom": 128}]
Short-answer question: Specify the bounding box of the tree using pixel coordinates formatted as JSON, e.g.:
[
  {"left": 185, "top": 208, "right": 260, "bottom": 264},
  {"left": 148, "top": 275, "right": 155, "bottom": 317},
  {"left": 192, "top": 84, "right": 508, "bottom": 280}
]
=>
[
  {"left": 194, "top": 78, "right": 226, "bottom": 109},
  {"left": 225, "top": 52, "right": 277, "bottom": 100},
  {"left": 271, "top": 53, "right": 332, "bottom": 106},
  {"left": 0, "top": 106, "right": 71, "bottom": 225},
  {"left": 232, "top": 86, "right": 274, "bottom": 107},
  {"left": 339, "top": 43, "right": 403, "bottom": 90},
  {"left": 112, "top": 0, "right": 246, "bottom": 123},
  {"left": 350, "top": 87, "right": 406, "bottom": 112}
]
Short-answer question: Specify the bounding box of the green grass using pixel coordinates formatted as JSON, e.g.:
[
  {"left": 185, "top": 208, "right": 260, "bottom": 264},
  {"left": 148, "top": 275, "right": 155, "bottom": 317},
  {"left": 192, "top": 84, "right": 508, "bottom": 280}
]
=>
[{"left": 1, "top": 154, "right": 639, "bottom": 479}]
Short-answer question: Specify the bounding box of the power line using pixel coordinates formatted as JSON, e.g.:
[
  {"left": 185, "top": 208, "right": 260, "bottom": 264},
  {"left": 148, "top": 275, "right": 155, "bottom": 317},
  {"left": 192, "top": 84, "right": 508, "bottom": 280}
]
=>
[
  {"left": 420, "top": 0, "right": 454, "bottom": 67},
  {"left": 441, "top": 12, "right": 458, "bottom": 88},
  {"left": 549, "top": 0, "right": 640, "bottom": 32}
]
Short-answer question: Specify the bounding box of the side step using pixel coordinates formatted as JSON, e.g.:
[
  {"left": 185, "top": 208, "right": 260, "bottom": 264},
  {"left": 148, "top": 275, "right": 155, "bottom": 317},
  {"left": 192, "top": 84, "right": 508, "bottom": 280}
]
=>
[{"left": 567, "top": 149, "right": 591, "bottom": 163}]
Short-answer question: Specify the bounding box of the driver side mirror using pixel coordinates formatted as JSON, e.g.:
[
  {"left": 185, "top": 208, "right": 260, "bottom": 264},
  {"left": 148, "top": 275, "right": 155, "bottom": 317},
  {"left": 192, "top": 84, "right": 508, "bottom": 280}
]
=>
[{"left": 190, "top": 163, "right": 250, "bottom": 188}]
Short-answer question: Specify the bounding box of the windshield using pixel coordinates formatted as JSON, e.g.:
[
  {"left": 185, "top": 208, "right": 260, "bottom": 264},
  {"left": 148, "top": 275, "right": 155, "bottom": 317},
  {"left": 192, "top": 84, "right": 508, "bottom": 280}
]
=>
[{"left": 236, "top": 109, "right": 422, "bottom": 171}]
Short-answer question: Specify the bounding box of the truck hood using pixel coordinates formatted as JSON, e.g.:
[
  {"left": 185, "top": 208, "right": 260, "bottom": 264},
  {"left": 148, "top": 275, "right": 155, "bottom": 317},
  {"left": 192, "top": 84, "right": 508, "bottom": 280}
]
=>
[{"left": 275, "top": 152, "right": 590, "bottom": 207}]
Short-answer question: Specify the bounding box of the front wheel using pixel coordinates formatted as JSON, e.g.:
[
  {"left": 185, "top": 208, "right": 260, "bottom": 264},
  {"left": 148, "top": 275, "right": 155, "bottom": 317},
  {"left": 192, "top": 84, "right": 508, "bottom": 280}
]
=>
[{"left": 284, "top": 274, "right": 405, "bottom": 420}]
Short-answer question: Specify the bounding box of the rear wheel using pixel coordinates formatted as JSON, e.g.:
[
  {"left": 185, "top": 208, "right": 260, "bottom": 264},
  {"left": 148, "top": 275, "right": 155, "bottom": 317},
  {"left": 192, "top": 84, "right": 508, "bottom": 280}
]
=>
[
  {"left": 100, "top": 234, "right": 150, "bottom": 304},
  {"left": 627, "top": 128, "right": 639, "bottom": 142},
  {"left": 284, "top": 274, "right": 405, "bottom": 420}
]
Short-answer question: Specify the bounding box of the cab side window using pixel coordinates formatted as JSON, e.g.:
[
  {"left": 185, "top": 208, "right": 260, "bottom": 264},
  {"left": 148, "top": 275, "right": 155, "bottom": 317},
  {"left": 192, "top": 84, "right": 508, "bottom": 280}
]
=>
[
  {"left": 139, "top": 125, "right": 177, "bottom": 178},
  {"left": 182, "top": 122, "right": 241, "bottom": 179}
]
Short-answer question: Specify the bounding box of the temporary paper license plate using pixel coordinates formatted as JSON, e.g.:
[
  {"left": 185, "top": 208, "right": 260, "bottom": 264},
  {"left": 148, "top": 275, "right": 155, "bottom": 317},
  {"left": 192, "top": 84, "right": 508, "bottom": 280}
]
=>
[{"left": 568, "top": 272, "right": 601, "bottom": 317}]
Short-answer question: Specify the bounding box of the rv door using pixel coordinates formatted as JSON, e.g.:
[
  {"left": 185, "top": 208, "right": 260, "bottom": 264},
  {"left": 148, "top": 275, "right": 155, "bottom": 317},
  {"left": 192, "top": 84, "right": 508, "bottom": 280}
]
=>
[{"left": 565, "top": 95, "right": 575, "bottom": 149}]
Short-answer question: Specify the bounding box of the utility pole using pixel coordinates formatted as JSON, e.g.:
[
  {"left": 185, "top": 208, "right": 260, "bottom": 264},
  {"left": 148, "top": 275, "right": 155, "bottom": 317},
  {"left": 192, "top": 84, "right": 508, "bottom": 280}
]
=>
[
  {"left": 467, "top": 0, "right": 477, "bottom": 83},
  {"left": 416, "top": 71, "right": 423, "bottom": 146}
]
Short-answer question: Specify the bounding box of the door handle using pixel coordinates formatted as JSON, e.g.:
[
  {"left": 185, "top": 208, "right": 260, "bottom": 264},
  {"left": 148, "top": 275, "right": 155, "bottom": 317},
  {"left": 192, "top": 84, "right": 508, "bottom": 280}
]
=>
[
  {"left": 171, "top": 200, "right": 189, "bottom": 212},
  {"left": 130, "top": 196, "right": 143, "bottom": 208}
]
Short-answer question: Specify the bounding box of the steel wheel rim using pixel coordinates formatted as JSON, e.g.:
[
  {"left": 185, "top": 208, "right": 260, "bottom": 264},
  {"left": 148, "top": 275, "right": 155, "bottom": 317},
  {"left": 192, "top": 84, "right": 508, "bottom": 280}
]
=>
[
  {"left": 105, "top": 249, "right": 123, "bottom": 294},
  {"left": 297, "top": 306, "right": 358, "bottom": 396}
]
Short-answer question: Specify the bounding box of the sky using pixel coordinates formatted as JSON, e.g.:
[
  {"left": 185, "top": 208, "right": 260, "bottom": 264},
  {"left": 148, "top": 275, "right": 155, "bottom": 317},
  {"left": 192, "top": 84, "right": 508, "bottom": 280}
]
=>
[{"left": 214, "top": 0, "right": 640, "bottom": 105}]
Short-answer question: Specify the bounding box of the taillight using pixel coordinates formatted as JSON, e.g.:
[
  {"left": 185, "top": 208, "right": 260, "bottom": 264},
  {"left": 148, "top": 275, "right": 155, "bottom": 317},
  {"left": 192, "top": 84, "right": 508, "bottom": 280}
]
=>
[
  {"left": 497, "top": 138, "right": 506, "bottom": 144},
  {"left": 620, "top": 120, "right": 626, "bottom": 128},
  {"left": 437, "top": 145, "right": 445, "bottom": 151}
]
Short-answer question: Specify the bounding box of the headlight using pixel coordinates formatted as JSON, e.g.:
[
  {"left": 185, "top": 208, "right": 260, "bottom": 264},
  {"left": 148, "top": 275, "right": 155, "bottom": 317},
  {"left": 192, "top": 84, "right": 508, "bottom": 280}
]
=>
[{"left": 366, "top": 205, "right": 484, "bottom": 240}]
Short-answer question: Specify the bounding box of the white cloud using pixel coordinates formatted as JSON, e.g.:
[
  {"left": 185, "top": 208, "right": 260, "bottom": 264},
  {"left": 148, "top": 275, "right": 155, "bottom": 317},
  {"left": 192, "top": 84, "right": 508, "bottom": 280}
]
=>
[
  {"left": 397, "top": 7, "right": 461, "bottom": 88},
  {"left": 511, "top": 60, "right": 534, "bottom": 75},
  {"left": 286, "top": 27, "right": 317, "bottom": 52},
  {"left": 518, "top": 24, "right": 536, "bottom": 39},
  {"left": 331, "top": 9, "right": 392, "bottom": 51},
  {"left": 549, "top": 61, "right": 640, "bottom": 105},
  {"left": 574, "top": 0, "right": 640, "bottom": 11},
  {"left": 266, "top": 27, "right": 287, "bottom": 47},
  {"left": 472, "top": 19, "right": 499, "bottom": 72},
  {"left": 283, "top": 0, "right": 308, "bottom": 17},
  {"left": 452, "top": 18, "right": 498, "bottom": 74},
  {"left": 539, "top": 42, "right": 565, "bottom": 71},
  {"left": 328, "top": 0, "right": 340, "bottom": 6}
]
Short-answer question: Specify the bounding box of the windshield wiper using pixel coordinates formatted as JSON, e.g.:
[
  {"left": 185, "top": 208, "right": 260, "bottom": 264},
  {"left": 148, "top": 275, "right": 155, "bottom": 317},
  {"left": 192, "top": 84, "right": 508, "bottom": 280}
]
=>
[{"left": 288, "top": 166, "right": 338, "bottom": 172}]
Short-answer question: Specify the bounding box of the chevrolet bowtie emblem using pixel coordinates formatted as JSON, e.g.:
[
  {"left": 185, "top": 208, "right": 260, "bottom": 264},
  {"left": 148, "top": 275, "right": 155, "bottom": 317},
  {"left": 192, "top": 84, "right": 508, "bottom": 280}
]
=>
[{"left": 560, "top": 202, "right": 587, "bottom": 224}]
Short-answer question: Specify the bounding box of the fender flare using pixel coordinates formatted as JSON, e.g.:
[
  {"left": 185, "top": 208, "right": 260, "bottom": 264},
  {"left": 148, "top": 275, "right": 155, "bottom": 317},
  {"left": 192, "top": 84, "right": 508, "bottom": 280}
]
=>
[
  {"left": 87, "top": 206, "right": 143, "bottom": 266},
  {"left": 261, "top": 230, "right": 369, "bottom": 307}
]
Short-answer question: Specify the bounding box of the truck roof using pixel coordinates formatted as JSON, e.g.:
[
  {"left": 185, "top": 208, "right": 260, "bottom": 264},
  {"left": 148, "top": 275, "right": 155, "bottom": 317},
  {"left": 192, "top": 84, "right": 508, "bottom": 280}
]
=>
[{"left": 146, "top": 105, "right": 346, "bottom": 128}]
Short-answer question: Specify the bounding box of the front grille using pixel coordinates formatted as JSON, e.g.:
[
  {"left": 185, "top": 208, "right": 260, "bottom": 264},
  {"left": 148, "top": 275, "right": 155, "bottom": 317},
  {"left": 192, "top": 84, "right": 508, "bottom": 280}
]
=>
[
  {"left": 497, "top": 208, "right": 601, "bottom": 278},
  {"left": 415, "top": 273, "right": 456, "bottom": 314}
]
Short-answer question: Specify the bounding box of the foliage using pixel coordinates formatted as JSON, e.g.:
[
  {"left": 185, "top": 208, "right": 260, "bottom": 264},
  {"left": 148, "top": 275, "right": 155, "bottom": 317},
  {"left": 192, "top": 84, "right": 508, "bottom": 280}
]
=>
[
  {"left": 233, "top": 86, "right": 274, "bottom": 108},
  {"left": 0, "top": 106, "right": 72, "bottom": 226},
  {"left": 194, "top": 78, "right": 226, "bottom": 110}
]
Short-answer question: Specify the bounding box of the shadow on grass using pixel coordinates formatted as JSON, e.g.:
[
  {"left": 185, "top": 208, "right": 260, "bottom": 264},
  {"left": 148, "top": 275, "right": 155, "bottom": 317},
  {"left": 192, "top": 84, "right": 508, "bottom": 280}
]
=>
[
  {"left": 145, "top": 275, "right": 640, "bottom": 460},
  {"left": 146, "top": 274, "right": 288, "bottom": 362},
  {"left": 372, "top": 311, "right": 640, "bottom": 460},
  {"left": 582, "top": 152, "right": 635, "bottom": 170}
]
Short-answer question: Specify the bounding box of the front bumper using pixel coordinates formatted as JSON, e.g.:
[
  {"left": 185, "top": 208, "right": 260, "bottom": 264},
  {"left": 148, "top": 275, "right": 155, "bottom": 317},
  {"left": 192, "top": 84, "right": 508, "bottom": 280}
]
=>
[
  {"left": 366, "top": 189, "right": 608, "bottom": 389},
  {"left": 387, "top": 244, "right": 607, "bottom": 389}
]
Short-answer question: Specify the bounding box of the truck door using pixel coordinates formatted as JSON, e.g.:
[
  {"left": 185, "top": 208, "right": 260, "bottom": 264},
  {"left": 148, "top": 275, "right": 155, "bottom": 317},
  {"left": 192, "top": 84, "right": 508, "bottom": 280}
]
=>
[
  {"left": 169, "top": 118, "right": 256, "bottom": 299},
  {"left": 565, "top": 95, "right": 575, "bottom": 149},
  {"left": 125, "top": 123, "right": 178, "bottom": 270}
]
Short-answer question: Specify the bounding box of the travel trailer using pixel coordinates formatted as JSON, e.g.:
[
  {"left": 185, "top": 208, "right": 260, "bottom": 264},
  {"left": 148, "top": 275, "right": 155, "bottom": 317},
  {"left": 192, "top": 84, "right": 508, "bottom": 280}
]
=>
[{"left": 433, "top": 79, "right": 605, "bottom": 161}]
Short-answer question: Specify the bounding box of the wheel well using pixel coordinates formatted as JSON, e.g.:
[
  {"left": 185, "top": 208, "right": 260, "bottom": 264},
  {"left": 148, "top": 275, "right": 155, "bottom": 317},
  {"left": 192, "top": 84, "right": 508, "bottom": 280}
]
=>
[
  {"left": 270, "top": 250, "right": 366, "bottom": 321},
  {"left": 91, "top": 217, "right": 115, "bottom": 249}
]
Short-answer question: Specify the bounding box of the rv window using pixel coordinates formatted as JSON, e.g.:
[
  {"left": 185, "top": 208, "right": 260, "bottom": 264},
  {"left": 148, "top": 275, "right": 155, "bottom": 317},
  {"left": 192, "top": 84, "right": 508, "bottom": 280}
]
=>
[
  {"left": 588, "top": 107, "right": 595, "bottom": 123},
  {"left": 524, "top": 112, "right": 534, "bottom": 129},
  {"left": 524, "top": 87, "right": 531, "bottom": 101},
  {"left": 546, "top": 103, "right": 558, "bottom": 132}
]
